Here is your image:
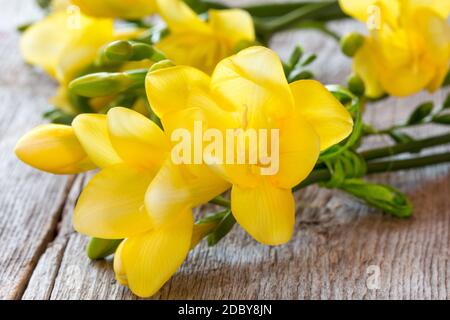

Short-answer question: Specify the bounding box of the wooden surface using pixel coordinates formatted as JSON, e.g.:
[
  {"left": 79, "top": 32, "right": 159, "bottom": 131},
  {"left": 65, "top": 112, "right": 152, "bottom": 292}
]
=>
[{"left": 1, "top": 0, "right": 449, "bottom": 300}]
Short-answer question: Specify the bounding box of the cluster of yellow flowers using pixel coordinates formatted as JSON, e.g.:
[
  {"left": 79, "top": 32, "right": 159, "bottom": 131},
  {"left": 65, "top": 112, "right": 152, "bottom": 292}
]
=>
[
  {"left": 16, "top": 45, "right": 353, "bottom": 297},
  {"left": 20, "top": 0, "right": 254, "bottom": 114},
  {"left": 339, "top": 0, "right": 450, "bottom": 97},
  {"left": 14, "top": 0, "right": 450, "bottom": 297}
]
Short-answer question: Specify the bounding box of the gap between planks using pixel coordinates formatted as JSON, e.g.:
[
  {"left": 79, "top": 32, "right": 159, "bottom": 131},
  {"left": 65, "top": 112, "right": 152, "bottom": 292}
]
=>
[{"left": 21, "top": 175, "right": 84, "bottom": 300}]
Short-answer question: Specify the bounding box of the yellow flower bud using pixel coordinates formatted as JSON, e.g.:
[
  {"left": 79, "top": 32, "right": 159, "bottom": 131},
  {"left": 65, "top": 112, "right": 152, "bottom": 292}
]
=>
[{"left": 15, "top": 124, "right": 95, "bottom": 174}]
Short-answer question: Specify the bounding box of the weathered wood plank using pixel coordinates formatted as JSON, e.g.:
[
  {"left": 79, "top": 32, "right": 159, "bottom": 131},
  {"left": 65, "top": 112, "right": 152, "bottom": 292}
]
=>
[
  {"left": 1, "top": 0, "right": 449, "bottom": 300},
  {"left": 0, "top": 1, "right": 76, "bottom": 299}
]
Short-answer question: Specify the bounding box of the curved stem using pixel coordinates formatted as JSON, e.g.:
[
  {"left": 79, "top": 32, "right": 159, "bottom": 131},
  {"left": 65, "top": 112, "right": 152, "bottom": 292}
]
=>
[
  {"left": 295, "top": 151, "right": 450, "bottom": 190},
  {"left": 360, "top": 133, "right": 450, "bottom": 161},
  {"left": 253, "top": 2, "right": 344, "bottom": 35},
  {"left": 209, "top": 196, "right": 230, "bottom": 208}
]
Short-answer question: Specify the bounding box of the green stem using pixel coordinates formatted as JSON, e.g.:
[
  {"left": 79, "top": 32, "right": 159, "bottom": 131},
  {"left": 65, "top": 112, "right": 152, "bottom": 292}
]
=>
[
  {"left": 201, "top": 152, "right": 450, "bottom": 246},
  {"left": 209, "top": 196, "right": 230, "bottom": 208},
  {"left": 295, "top": 151, "right": 450, "bottom": 190},
  {"left": 254, "top": 2, "right": 340, "bottom": 34},
  {"left": 192, "top": 0, "right": 345, "bottom": 19},
  {"left": 360, "top": 133, "right": 450, "bottom": 161}
]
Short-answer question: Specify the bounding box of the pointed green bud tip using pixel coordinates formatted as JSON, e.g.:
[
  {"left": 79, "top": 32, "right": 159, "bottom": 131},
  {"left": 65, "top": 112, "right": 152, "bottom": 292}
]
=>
[
  {"left": 347, "top": 73, "right": 365, "bottom": 97},
  {"left": 288, "top": 46, "right": 303, "bottom": 68},
  {"left": 407, "top": 101, "right": 434, "bottom": 125},
  {"left": 341, "top": 180, "right": 413, "bottom": 218},
  {"left": 86, "top": 238, "right": 123, "bottom": 260},
  {"left": 149, "top": 59, "right": 175, "bottom": 72},
  {"left": 104, "top": 40, "right": 133, "bottom": 62},
  {"left": 69, "top": 72, "right": 131, "bottom": 97},
  {"left": 340, "top": 32, "right": 365, "bottom": 57}
]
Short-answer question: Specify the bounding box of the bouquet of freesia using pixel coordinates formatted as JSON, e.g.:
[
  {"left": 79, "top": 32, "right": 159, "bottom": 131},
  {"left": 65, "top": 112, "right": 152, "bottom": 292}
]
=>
[{"left": 14, "top": 0, "right": 450, "bottom": 297}]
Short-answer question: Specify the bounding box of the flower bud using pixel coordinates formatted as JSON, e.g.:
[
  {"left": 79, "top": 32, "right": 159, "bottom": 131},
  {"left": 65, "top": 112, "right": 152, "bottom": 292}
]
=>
[
  {"left": 69, "top": 72, "right": 129, "bottom": 97},
  {"left": 340, "top": 32, "right": 365, "bottom": 57},
  {"left": 130, "top": 42, "right": 166, "bottom": 62},
  {"left": 341, "top": 179, "right": 412, "bottom": 218},
  {"left": 15, "top": 124, "right": 95, "bottom": 174},
  {"left": 104, "top": 40, "right": 133, "bottom": 62},
  {"left": 69, "top": 69, "right": 147, "bottom": 97},
  {"left": 347, "top": 73, "right": 365, "bottom": 97},
  {"left": 86, "top": 238, "right": 123, "bottom": 260}
]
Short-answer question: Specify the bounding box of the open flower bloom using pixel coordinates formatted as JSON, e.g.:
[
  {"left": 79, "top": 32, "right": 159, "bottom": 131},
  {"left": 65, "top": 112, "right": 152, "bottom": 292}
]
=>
[
  {"left": 71, "top": 0, "right": 156, "bottom": 19},
  {"left": 339, "top": 0, "right": 450, "bottom": 97},
  {"left": 146, "top": 46, "right": 353, "bottom": 245},
  {"left": 15, "top": 107, "right": 229, "bottom": 297},
  {"left": 155, "top": 0, "right": 255, "bottom": 74}
]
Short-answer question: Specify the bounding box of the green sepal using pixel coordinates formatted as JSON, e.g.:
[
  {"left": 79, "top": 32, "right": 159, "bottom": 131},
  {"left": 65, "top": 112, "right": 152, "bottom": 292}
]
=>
[{"left": 86, "top": 238, "right": 123, "bottom": 260}]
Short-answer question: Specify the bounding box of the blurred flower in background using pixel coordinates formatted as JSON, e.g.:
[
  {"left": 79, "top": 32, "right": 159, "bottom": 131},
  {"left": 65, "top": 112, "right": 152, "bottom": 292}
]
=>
[
  {"left": 155, "top": 0, "right": 255, "bottom": 74},
  {"left": 339, "top": 0, "right": 450, "bottom": 98}
]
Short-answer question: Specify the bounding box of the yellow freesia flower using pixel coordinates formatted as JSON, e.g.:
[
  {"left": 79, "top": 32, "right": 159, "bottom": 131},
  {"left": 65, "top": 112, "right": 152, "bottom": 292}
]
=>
[
  {"left": 146, "top": 46, "right": 353, "bottom": 245},
  {"left": 71, "top": 0, "right": 156, "bottom": 19},
  {"left": 15, "top": 107, "right": 229, "bottom": 297},
  {"left": 20, "top": 10, "right": 114, "bottom": 82},
  {"left": 339, "top": 0, "right": 450, "bottom": 97},
  {"left": 155, "top": 0, "right": 255, "bottom": 73}
]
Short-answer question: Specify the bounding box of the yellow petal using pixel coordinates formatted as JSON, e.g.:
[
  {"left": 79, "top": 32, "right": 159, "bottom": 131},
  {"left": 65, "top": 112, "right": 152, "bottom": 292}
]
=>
[
  {"left": 211, "top": 46, "right": 294, "bottom": 127},
  {"left": 72, "top": 114, "right": 122, "bottom": 168},
  {"left": 145, "top": 159, "right": 230, "bottom": 227},
  {"left": 71, "top": 0, "right": 117, "bottom": 17},
  {"left": 156, "top": 0, "right": 210, "bottom": 33},
  {"left": 119, "top": 210, "right": 193, "bottom": 297},
  {"left": 209, "top": 9, "right": 255, "bottom": 45},
  {"left": 409, "top": 0, "right": 450, "bottom": 18},
  {"left": 231, "top": 181, "right": 295, "bottom": 245},
  {"left": 15, "top": 124, "right": 95, "bottom": 174},
  {"left": 72, "top": 0, "right": 156, "bottom": 18},
  {"left": 113, "top": 240, "right": 128, "bottom": 285},
  {"left": 353, "top": 39, "right": 385, "bottom": 98},
  {"left": 270, "top": 113, "right": 320, "bottom": 189},
  {"left": 205, "top": 162, "right": 259, "bottom": 188},
  {"left": 377, "top": 57, "right": 434, "bottom": 97},
  {"left": 409, "top": 8, "right": 450, "bottom": 91},
  {"left": 56, "top": 17, "right": 114, "bottom": 83},
  {"left": 146, "top": 65, "right": 211, "bottom": 118},
  {"left": 50, "top": 85, "right": 76, "bottom": 114},
  {"left": 289, "top": 80, "right": 353, "bottom": 151},
  {"left": 51, "top": 0, "right": 71, "bottom": 12},
  {"left": 338, "top": 0, "right": 375, "bottom": 21},
  {"left": 73, "top": 164, "right": 155, "bottom": 239},
  {"left": 338, "top": 0, "right": 399, "bottom": 25},
  {"left": 146, "top": 65, "right": 238, "bottom": 134},
  {"left": 156, "top": 33, "right": 231, "bottom": 74},
  {"left": 20, "top": 11, "right": 72, "bottom": 77},
  {"left": 107, "top": 107, "right": 170, "bottom": 170}
]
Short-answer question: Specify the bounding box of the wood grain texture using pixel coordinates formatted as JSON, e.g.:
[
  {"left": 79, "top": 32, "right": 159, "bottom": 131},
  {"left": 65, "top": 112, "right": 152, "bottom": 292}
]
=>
[
  {"left": 0, "top": 0, "right": 75, "bottom": 299},
  {"left": 1, "top": 0, "right": 449, "bottom": 300}
]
